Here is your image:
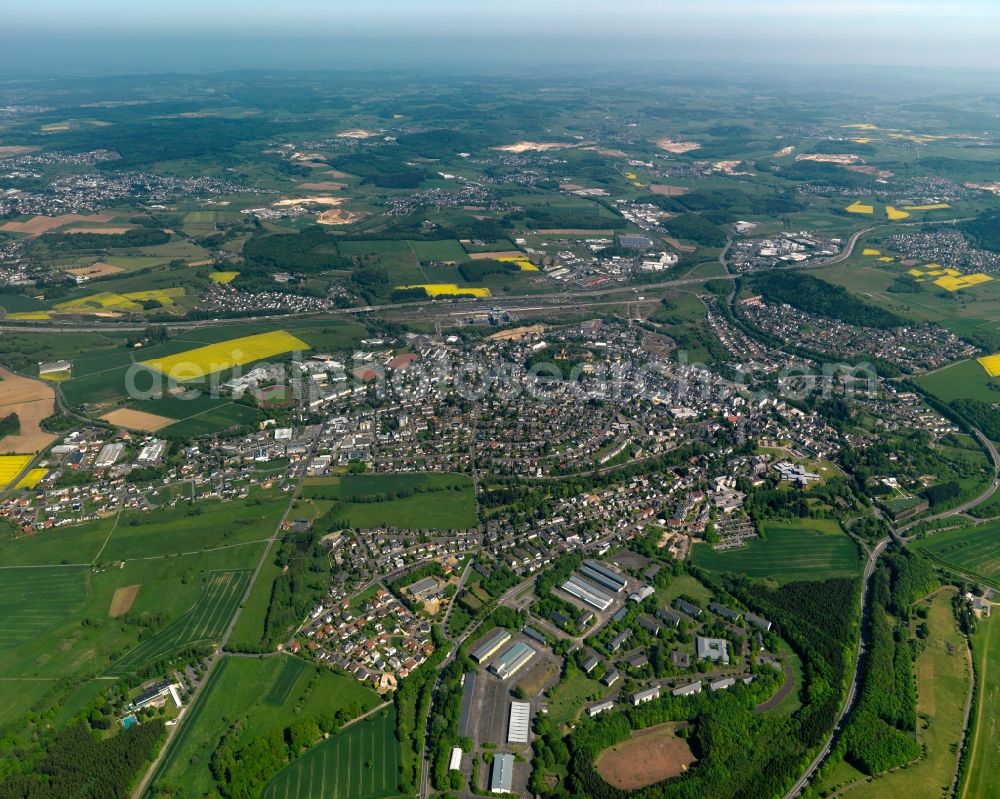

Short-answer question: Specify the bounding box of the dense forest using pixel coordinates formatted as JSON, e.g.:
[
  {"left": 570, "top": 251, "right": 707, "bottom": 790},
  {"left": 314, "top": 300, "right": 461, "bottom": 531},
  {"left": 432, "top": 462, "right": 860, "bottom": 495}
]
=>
[
  {"left": 751, "top": 272, "right": 905, "bottom": 329},
  {"left": 0, "top": 719, "right": 164, "bottom": 799}
]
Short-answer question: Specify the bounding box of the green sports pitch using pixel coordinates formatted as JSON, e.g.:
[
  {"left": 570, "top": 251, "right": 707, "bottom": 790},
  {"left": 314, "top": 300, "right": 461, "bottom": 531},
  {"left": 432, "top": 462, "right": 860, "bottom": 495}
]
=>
[{"left": 692, "top": 519, "right": 862, "bottom": 583}]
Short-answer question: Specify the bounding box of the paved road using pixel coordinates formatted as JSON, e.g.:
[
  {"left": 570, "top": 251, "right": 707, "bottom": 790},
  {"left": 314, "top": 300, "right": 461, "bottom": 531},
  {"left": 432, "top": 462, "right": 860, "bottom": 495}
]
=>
[{"left": 784, "top": 424, "right": 1000, "bottom": 798}]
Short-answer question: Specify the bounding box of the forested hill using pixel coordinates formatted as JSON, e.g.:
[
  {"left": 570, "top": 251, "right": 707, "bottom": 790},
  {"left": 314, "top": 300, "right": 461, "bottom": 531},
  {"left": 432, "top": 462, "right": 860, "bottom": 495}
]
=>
[{"left": 750, "top": 272, "right": 907, "bottom": 329}]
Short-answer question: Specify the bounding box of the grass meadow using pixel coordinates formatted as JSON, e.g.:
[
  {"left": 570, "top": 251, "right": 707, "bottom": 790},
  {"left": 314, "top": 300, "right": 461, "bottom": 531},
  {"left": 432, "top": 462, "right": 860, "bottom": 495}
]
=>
[{"left": 691, "top": 518, "right": 861, "bottom": 583}]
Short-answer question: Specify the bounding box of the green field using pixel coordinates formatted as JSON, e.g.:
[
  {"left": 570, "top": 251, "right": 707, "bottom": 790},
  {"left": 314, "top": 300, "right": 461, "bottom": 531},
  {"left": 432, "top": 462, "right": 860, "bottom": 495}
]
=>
[
  {"left": 149, "top": 655, "right": 382, "bottom": 796},
  {"left": 406, "top": 239, "right": 468, "bottom": 262},
  {"left": 301, "top": 472, "right": 478, "bottom": 530},
  {"left": 691, "top": 518, "right": 862, "bottom": 582},
  {"left": 108, "top": 569, "right": 252, "bottom": 674},
  {"left": 916, "top": 359, "right": 1000, "bottom": 404},
  {"left": 227, "top": 539, "right": 282, "bottom": 650},
  {"left": 101, "top": 491, "right": 287, "bottom": 561},
  {"left": 915, "top": 522, "right": 1000, "bottom": 583},
  {"left": 261, "top": 707, "right": 402, "bottom": 799},
  {"left": 963, "top": 612, "right": 1000, "bottom": 799},
  {"left": 0, "top": 567, "right": 89, "bottom": 648}
]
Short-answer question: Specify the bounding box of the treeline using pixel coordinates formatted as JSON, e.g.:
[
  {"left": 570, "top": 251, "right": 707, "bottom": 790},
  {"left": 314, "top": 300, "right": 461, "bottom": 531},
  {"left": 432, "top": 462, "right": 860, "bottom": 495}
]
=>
[
  {"left": 40, "top": 228, "right": 170, "bottom": 250},
  {"left": 0, "top": 413, "right": 19, "bottom": 438},
  {"left": 255, "top": 531, "right": 330, "bottom": 651},
  {"left": 950, "top": 398, "right": 1000, "bottom": 442},
  {"left": 960, "top": 211, "right": 1000, "bottom": 253},
  {"left": 395, "top": 627, "right": 448, "bottom": 795},
  {"left": 838, "top": 547, "right": 933, "bottom": 775},
  {"left": 0, "top": 719, "right": 164, "bottom": 799},
  {"left": 243, "top": 227, "right": 351, "bottom": 274},
  {"left": 751, "top": 271, "right": 906, "bottom": 329},
  {"left": 429, "top": 658, "right": 470, "bottom": 791},
  {"left": 457, "top": 259, "right": 520, "bottom": 282}
]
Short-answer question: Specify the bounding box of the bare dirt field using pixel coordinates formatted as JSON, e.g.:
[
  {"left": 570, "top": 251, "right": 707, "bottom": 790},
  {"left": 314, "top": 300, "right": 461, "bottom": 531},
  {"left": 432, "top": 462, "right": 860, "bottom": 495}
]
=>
[
  {"left": 64, "top": 226, "right": 133, "bottom": 235},
  {"left": 324, "top": 169, "right": 353, "bottom": 179},
  {"left": 337, "top": 129, "right": 379, "bottom": 139},
  {"left": 664, "top": 237, "right": 697, "bottom": 253},
  {"left": 494, "top": 141, "right": 573, "bottom": 153},
  {"left": 298, "top": 181, "right": 347, "bottom": 191},
  {"left": 109, "top": 585, "right": 141, "bottom": 617},
  {"left": 655, "top": 139, "right": 701, "bottom": 154},
  {"left": 649, "top": 184, "right": 689, "bottom": 196},
  {"left": 516, "top": 659, "right": 560, "bottom": 698},
  {"left": 489, "top": 324, "right": 546, "bottom": 341},
  {"left": 0, "top": 367, "right": 57, "bottom": 454},
  {"left": 65, "top": 262, "right": 125, "bottom": 279},
  {"left": 0, "top": 146, "right": 40, "bottom": 158},
  {"left": 0, "top": 212, "right": 116, "bottom": 236},
  {"left": 273, "top": 196, "right": 343, "bottom": 207},
  {"left": 100, "top": 408, "right": 176, "bottom": 432},
  {"left": 583, "top": 146, "right": 629, "bottom": 158},
  {"left": 317, "top": 209, "right": 363, "bottom": 225},
  {"left": 469, "top": 250, "right": 526, "bottom": 260},
  {"left": 595, "top": 723, "right": 695, "bottom": 789}
]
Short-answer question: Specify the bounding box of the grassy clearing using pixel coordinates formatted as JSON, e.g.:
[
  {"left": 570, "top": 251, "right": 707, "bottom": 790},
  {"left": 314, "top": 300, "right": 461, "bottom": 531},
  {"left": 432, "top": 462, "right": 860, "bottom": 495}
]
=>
[
  {"left": 691, "top": 518, "right": 861, "bottom": 583},
  {"left": 0, "top": 567, "right": 89, "bottom": 649},
  {"left": 547, "top": 668, "right": 608, "bottom": 729},
  {"left": 916, "top": 359, "right": 1000, "bottom": 404},
  {"left": 227, "top": 539, "right": 282, "bottom": 651},
  {"left": 260, "top": 706, "right": 401, "bottom": 799}
]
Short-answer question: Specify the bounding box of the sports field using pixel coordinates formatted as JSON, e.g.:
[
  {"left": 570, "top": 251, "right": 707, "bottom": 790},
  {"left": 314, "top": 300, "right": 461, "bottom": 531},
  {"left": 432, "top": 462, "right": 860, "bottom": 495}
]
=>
[
  {"left": 261, "top": 707, "right": 401, "bottom": 799},
  {"left": 963, "top": 612, "right": 1000, "bottom": 799},
  {"left": 108, "top": 570, "right": 251, "bottom": 673},
  {"left": 691, "top": 518, "right": 861, "bottom": 582},
  {"left": 595, "top": 722, "right": 694, "bottom": 790},
  {"left": 140, "top": 330, "right": 310, "bottom": 380},
  {"left": 914, "top": 522, "right": 1000, "bottom": 582}
]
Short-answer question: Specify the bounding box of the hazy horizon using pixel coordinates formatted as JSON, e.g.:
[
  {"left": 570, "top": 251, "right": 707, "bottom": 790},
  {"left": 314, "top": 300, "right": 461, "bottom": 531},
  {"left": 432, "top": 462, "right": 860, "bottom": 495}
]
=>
[{"left": 2, "top": 0, "right": 1000, "bottom": 76}]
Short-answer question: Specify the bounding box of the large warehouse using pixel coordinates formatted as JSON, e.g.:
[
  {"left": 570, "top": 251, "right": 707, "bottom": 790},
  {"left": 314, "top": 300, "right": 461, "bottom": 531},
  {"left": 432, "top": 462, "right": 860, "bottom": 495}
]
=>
[
  {"left": 489, "top": 642, "right": 536, "bottom": 680},
  {"left": 507, "top": 700, "right": 531, "bottom": 744},
  {"left": 490, "top": 753, "right": 515, "bottom": 794},
  {"left": 560, "top": 575, "right": 614, "bottom": 611},
  {"left": 470, "top": 628, "right": 512, "bottom": 664}
]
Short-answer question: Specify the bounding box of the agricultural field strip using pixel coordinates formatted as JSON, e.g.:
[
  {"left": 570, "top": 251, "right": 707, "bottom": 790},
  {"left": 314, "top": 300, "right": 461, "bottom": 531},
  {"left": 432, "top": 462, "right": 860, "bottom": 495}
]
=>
[
  {"left": 0, "top": 567, "right": 88, "bottom": 646},
  {"left": 109, "top": 570, "right": 250, "bottom": 672}
]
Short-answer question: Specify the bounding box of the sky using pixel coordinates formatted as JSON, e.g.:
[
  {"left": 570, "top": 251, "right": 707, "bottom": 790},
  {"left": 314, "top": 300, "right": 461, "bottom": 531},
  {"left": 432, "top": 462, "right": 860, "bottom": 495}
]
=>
[{"left": 2, "top": 0, "right": 1000, "bottom": 74}]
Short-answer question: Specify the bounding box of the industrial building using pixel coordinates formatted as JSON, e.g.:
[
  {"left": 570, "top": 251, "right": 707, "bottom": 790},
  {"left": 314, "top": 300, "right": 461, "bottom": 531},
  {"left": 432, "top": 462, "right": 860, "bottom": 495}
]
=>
[
  {"left": 674, "top": 598, "right": 703, "bottom": 618},
  {"left": 470, "top": 628, "right": 512, "bottom": 663},
  {"left": 580, "top": 560, "right": 628, "bottom": 593},
  {"left": 672, "top": 681, "right": 703, "bottom": 697},
  {"left": 489, "top": 642, "right": 536, "bottom": 680},
  {"left": 95, "top": 442, "right": 125, "bottom": 469},
  {"left": 490, "top": 753, "right": 515, "bottom": 794},
  {"left": 561, "top": 575, "right": 614, "bottom": 611},
  {"left": 449, "top": 746, "right": 463, "bottom": 771},
  {"left": 507, "top": 700, "right": 531, "bottom": 744},
  {"left": 746, "top": 612, "right": 772, "bottom": 631},
  {"left": 587, "top": 700, "right": 615, "bottom": 717},
  {"left": 709, "top": 602, "right": 742, "bottom": 623}
]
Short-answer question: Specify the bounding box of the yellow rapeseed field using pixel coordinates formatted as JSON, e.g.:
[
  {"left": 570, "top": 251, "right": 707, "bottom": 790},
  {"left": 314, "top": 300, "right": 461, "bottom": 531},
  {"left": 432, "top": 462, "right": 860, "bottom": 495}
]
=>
[
  {"left": 977, "top": 354, "right": 1000, "bottom": 378},
  {"left": 397, "top": 284, "right": 491, "bottom": 298},
  {"left": 846, "top": 201, "right": 874, "bottom": 215},
  {"left": 497, "top": 257, "right": 539, "bottom": 272},
  {"left": 15, "top": 468, "right": 47, "bottom": 490},
  {"left": 125, "top": 288, "right": 185, "bottom": 304},
  {"left": 54, "top": 291, "right": 142, "bottom": 313},
  {"left": 886, "top": 206, "right": 910, "bottom": 221},
  {"left": 934, "top": 273, "right": 993, "bottom": 292},
  {"left": 903, "top": 203, "right": 951, "bottom": 211},
  {"left": 862, "top": 248, "right": 881, "bottom": 256},
  {"left": 0, "top": 455, "right": 34, "bottom": 489},
  {"left": 7, "top": 311, "right": 52, "bottom": 320},
  {"left": 141, "top": 330, "right": 310, "bottom": 381},
  {"left": 210, "top": 271, "right": 239, "bottom": 284}
]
